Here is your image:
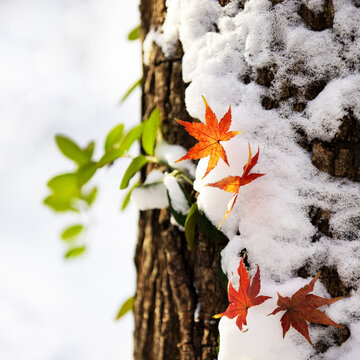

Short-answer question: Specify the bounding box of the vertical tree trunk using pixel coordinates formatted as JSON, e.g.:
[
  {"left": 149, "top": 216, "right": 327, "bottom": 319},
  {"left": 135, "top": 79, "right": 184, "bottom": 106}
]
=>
[
  {"left": 133, "top": 1, "right": 228, "bottom": 359},
  {"left": 134, "top": 0, "right": 358, "bottom": 358}
]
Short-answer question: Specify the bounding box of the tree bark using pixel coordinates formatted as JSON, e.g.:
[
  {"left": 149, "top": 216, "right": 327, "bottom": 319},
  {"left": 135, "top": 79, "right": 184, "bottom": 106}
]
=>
[
  {"left": 133, "top": 1, "right": 228, "bottom": 359},
  {"left": 134, "top": 0, "right": 358, "bottom": 358}
]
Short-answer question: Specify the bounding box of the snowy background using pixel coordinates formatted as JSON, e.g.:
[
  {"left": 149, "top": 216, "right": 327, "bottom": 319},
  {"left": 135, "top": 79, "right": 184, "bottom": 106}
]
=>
[{"left": 0, "top": 0, "right": 140, "bottom": 359}]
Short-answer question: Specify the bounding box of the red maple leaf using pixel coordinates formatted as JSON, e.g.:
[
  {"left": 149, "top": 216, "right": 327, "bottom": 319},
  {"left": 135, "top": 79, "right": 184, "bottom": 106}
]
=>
[
  {"left": 207, "top": 144, "right": 265, "bottom": 228},
  {"left": 214, "top": 257, "right": 271, "bottom": 331},
  {"left": 269, "top": 272, "right": 343, "bottom": 345},
  {"left": 176, "top": 97, "right": 241, "bottom": 178}
]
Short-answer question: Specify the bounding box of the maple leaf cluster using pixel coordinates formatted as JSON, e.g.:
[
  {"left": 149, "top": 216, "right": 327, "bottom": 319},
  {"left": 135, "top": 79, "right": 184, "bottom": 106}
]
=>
[
  {"left": 176, "top": 98, "right": 343, "bottom": 345},
  {"left": 215, "top": 258, "right": 343, "bottom": 344},
  {"left": 176, "top": 97, "right": 264, "bottom": 227},
  {"left": 207, "top": 144, "right": 264, "bottom": 228}
]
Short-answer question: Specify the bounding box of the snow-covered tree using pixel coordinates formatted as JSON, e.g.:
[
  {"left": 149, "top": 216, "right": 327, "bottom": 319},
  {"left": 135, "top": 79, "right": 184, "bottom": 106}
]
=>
[{"left": 135, "top": 0, "right": 360, "bottom": 359}]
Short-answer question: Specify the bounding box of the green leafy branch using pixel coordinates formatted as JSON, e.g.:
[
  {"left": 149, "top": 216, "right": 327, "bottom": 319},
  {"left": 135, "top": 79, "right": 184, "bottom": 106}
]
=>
[
  {"left": 44, "top": 108, "right": 197, "bottom": 258},
  {"left": 45, "top": 101, "right": 229, "bottom": 322}
]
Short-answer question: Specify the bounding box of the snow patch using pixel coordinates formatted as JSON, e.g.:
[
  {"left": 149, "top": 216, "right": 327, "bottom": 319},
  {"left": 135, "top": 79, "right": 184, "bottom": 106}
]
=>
[
  {"left": 155, "top": 141, "right": 196, "bottom": 177},
  {"left": 164, "top": 174, "right": 190, "bottom": 215},
  {"left": 131, "top": 170, "right": 168, "bottom": 210},
  {"left": 142, "top": 0, "right": 181, "bottom": 65}
]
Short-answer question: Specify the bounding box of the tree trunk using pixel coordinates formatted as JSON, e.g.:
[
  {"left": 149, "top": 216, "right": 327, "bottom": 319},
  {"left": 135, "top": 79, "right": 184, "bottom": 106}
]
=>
[
  {"left": 133, "top": 1, "right": 228, "bottom": 359},
  {"left": 134, "top": 0, "right": 358, "bottom": 358}
]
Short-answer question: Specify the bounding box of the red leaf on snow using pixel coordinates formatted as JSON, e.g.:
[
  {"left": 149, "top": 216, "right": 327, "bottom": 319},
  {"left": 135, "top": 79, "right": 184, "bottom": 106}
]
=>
[
  {"left": 207, "top": 144, "right": 265, "bottom": 228},
  {"left": 269, "top": 272, "right": 343, "bottom": 345},
  {"left": 176, "top": 97, "right": 241, "bottom": 178},
  {"left": 214, "top": 257, "right": 271, "bottom": 331}
]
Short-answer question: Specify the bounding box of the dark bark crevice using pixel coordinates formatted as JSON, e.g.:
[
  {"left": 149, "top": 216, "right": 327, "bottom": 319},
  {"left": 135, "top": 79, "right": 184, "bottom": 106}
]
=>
[
  {"left": 309, "top": 206, "right": 332, "bottom": 242},
  {"left": 309, "top": 113, "right": 360, "bottom": 182},
  {"left": 299, "top": 0, "right": 335, "bottom": 31}
]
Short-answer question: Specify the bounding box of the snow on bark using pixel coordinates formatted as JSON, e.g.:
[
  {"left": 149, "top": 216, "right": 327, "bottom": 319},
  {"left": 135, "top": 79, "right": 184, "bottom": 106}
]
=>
[{"left": 143, "top": 0, "right": 359, "bottom": 358}]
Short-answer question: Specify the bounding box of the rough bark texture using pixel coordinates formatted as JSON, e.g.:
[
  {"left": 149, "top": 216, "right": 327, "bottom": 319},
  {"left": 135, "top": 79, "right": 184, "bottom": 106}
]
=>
[
  {"left": 266, "top": 0, "right": 358, "bottom": 352},
  {"left": 134, "top": 1, "right": 228, "bottom": 359},
  {"left": 134, "top": 0, "right": 358, "bottom": 358}
]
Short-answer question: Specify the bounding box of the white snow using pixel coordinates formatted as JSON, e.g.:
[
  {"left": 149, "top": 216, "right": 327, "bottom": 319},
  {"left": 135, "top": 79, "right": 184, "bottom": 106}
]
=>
[
  {"left": 298, "top": 75, "right": 360, "bottom": 141},
  {"left": 148, "top": 0, "right": 360, "bottom": 358},
  {"left": 164, "top": 174, "right": 190, "bottom": 214},
  {"left": 131, "top": 170, "right": 168, "bottom": 210},
  {"left": 131, "top": 169, "right": 190, "bottom": 213},
  {"left": 142, "top": 0, "right": 181, "bottom": 65},
  {"left": 155, "top": 141, "right": 196, "bottom": 177},
  {"left": 130, "top": 142, "right": 195, "bottom": 213}
]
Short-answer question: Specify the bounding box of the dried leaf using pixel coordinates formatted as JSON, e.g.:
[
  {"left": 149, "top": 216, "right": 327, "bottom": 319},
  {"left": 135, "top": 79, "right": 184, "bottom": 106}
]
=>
[
  {"left": 214, "top": 257, "right": 271, "bottom": 331},
  {"left": 207, "top": 144, "right": 264, "bottom": 227},
  {"left": 269, "top": 272, "right": 343, "bottom": 345}
]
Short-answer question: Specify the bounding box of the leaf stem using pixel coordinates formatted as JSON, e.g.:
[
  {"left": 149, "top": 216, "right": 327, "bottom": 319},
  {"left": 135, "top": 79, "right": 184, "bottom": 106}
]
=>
[
  {"left": 176, "top": 173, "right": 194, "bottom": 186},
  {"left": 145, "top": 155, "right": 160, "bottom": 163}
]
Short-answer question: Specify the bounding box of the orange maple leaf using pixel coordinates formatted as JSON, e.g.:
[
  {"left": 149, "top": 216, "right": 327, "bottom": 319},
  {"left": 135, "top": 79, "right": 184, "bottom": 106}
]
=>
[
  {"left": 207, "top": 144, "right": 265, "bottom": 228},
  {"left": 269, "top": 272, "right": 343, "bottom": 345},
  {"left": 176, "top": 97, "right": 241, "bottom": 178},
  {"left": 214, "top": 257, "right": 271, "bottom": 331}
]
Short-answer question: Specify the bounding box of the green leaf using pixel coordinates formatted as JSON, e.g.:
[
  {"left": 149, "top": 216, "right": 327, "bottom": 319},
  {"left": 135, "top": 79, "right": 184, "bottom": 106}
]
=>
[
  {"left": 47, "top": 173, "right": 79, "bottom": 196},
  {"left": 84, "top": 187, "right": 98, "bottom": 206},
  {"left": 121, "top": 181, "right": 140, "bottom": 211},
  {"left": 184, "top": 202, "right": 198, "bottom": 251},
  {"left": 97, "top": 148, "right": 125, "bottom": 168},
  {"left": 197, "top": 210, "right": 228, "bottom": 245},
  {"left": 217, "top": 255, "right": 228, "bottom": 291},
  {"left": 142, "top": 108, "right": 160, "bottom": 155},
  {"left": 120, "top": 78, "right": 141, "bottom": 103},
  {"left": 105, "top": 124, "right": 124, "bottom": 152},
  {"left": 64, "top": 245, "right": 86, "bottom": 259},
  {"left": 127, "top": 25, "right": 140, "bottom": 41},
  {"left": 120, "top": 155, "right": 148, "bottom": 190},
  {"left": 167, "top": 190, "right": 187, "bottom": 227},
  {"left": 84, "top": 141, "right": 95, "bottom": 159},
  {"left": 61, "top": 224, "right": 84, "bottom": 240},
  {"left": 118, "top": 123, "right": 144, "bottom": 153},
  {"left": 43, "top": 194, "right": 78, "bottom": 212},
  {"left": 177, "top": 182, "right": 192, "bottom": 207},
  {"left": 115, "top": 296, "right": 134, "bottom": 320},
  {"left": 55, "top": 135, "right": 90, "bottom": 166},
  {"left": 77, "top": 162, "right": 97, "bottom": 186}
]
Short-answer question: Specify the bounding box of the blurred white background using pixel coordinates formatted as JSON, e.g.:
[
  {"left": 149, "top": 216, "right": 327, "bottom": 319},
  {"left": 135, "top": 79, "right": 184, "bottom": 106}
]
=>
[{"left": 0, "top": 0, "right": 141, "bottom": 359}]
